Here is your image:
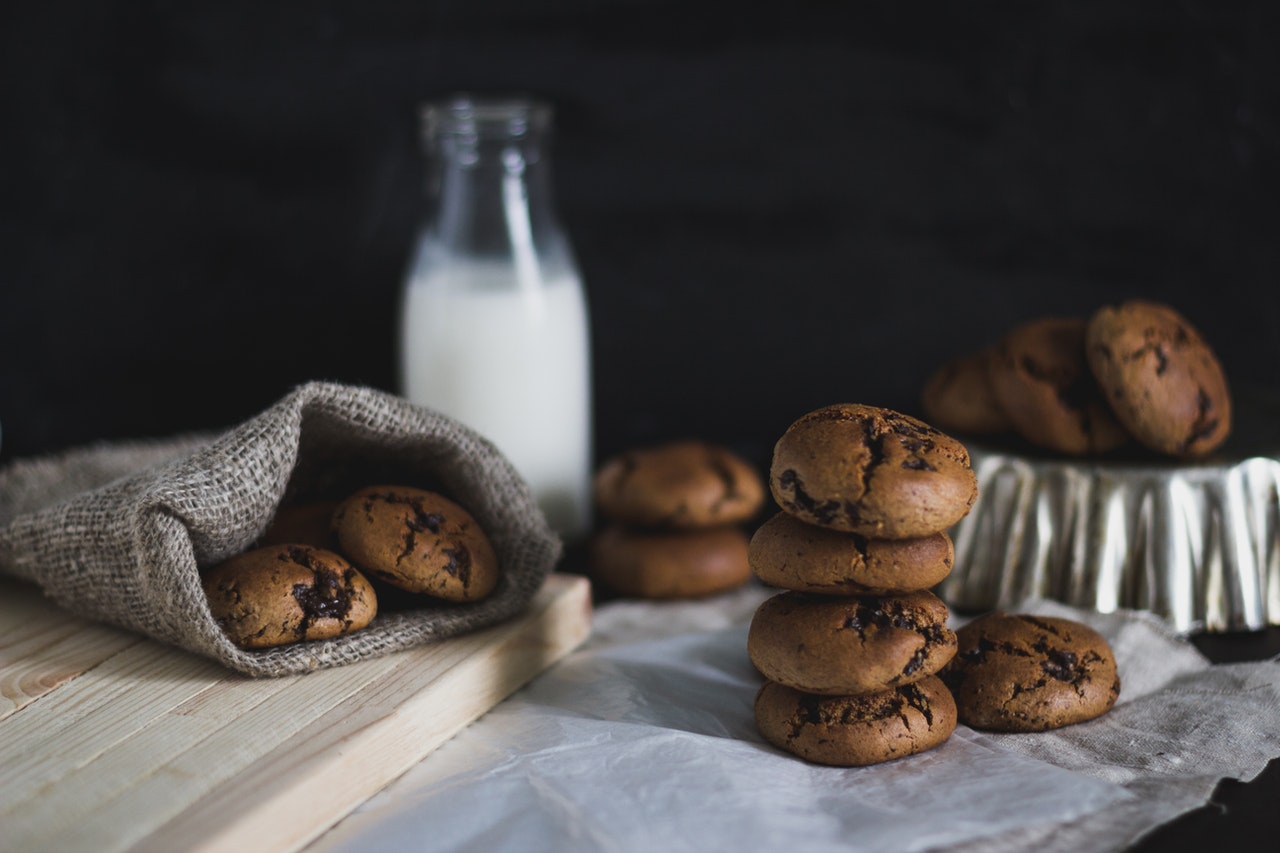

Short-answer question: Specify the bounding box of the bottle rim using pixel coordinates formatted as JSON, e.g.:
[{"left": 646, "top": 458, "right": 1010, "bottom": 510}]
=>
[{"left": 420, "top": 94, "right": 552, "bottom": 139}]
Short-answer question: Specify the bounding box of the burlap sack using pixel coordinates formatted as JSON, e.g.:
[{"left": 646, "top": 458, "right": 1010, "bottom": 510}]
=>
[{"left": 0, "top": 382, "right": 562, "bottom": 677}]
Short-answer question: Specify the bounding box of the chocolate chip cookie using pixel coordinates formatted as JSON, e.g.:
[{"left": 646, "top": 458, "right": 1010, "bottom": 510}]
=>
[
  {"left": 987, "top": 316, "right": 1129, "bottom": 455},
  {"left": 593, "top": 440, "right": 765, "bottom": 529},
  {"left": 203, "top": 544, "right": 377, "bottom": 650},
  {"left": 747, "top": 590, "right": 957, "bottom": 695},
  {"left": 589, "top": 524, "right": 751, "bottom": 599},
  {"left": 940, "top": 612, "right": 1121, "bottom": 732},
  {"left": 257, "top": 501, "right": 340, "bottom": 550},
  {"left": 1085, "top": 300, "right": 1232, "bottom": 457},
  {"left": 769, "top": 404, "right": 977, "bottom": 539},
  {"left": 921, "top": 347, "right": 1012, "bottom": 436},
  {"left": 748, "top": 511, "right": 954, "bottom": 595},
  {"left": 333, "top": 485, "right": 500, "bottom": 602},
  {"left": 754, "top": 676, "right": 957, "bottom": 766}
]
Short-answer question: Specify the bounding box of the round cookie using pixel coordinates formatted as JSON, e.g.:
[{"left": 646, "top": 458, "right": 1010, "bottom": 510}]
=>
[
  {"left": 987, "top": 316, "right": 1129, "bottom": 455},
  {"left": 202, "top": 544, "right": 377, "bottom": 650},
  {"left": 589, "top": 524, "right": 751, "bottom": 599},
  {"left": 754, "top": 676, "right": 957, "bottom": 767},
  {"left": 747, "top": 590, "right": 957, "bottom": 695},
  {"left": 1085, "top": 299, "right": 1231, "bottom": 457},
  {"left": 921, "top": 347, "right": 1012, "bottom": 435},
  {"left": 593, "top": 440, "right": 765, "bottom": 529},
  {"left": 748, "top": 511, "right": 954, "bottom": 595},
  {"left": 258, "top": 501, "right": 340, "bottom": 550},
  {"left": 768, "top": 404, "right": 977, "bottom": 538},
  {"left": 940, "top": 612, "right": 1121, "bottom": 732},
  {"left": 333, "top": 485, "right": 500, "bottom": 602}
]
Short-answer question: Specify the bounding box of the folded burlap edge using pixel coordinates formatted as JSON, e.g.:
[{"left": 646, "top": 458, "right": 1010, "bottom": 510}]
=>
[{"left": 0, "top": 381, "right": 563, "bottom": 677}]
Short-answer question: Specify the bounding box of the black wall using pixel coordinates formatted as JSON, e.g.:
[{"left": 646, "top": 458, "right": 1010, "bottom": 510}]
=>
[{"left": 3, "top": 0, "right": 1278, "bottom": 469}]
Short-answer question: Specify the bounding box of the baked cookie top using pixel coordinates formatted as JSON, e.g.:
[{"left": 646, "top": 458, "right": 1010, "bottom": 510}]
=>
[
  {"left": 748, "top": 511, "right": 954, "bottom": 595},
  {"left": 754, "top": 676, "right": 957, "bottom": 767},
  {"left": 202, "top": 544, "right": 377, "bottom": 650},
  {"left": 940, "top": 612, "right": 1121, "bottom": 732},
  {"left": 747, "top": 589, "right": 957, "bottom": 695},
  {"left": 333, "top": 485, "right": 500, "bottom": 602},
  {"left": 769, "top": 403, "right": 977, "bottom": 538},
  {"left": 987, "top": 316, "right": 1129, "bottom": 456},
  {"left": 1085, "top": 299, "right": 1231, "bottom": 457},
  {"left": 593, "top": 440, "right": 765, "bottom": 529}
]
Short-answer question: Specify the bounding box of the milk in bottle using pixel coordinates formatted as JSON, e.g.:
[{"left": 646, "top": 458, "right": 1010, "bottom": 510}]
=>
[{"left": 399, "top": 96, "right": 592, "bottom": 540}]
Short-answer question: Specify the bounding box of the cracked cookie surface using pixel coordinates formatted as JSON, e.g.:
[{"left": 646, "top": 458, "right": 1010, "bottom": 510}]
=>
[
  {"left": 754, "top": 676, "right": 957, "bottom": 766},
  {"left": 748, "top": 511, "right": 954, "bottom": 594},
  {"left": 589, "top": 524, "right": 751, "bottom": 599},
  {"left": 333, "top": 485, "right": 499, "bottom": 602},
  {"left": 202, "top": 544, "right": 377, "bottom": 649},
  {"left": 987, "top": 316, "right": 1129, "bottom": 455},
  {"left": 769, "top": 403, "right": 977, "bottom": 538},
  {"left": 747, "top": 590, "right": 957, "bottom": 695},
  {"left": 1085, "top": 300, "right": 1231, "bottom": 457},
  {"left": 593, "top": 440, "right": 765, "bottom": 529},
  {"left": 940, "top": 612, "right": 1121, "bottom": 732}
]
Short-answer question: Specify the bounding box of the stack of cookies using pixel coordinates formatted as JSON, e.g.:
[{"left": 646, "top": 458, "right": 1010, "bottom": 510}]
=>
[
  {"left": 589, "top": 440, "right": 765, "bottom": 599},
  {"left": 747, "top": 404, "right": 978, "bottom": 766}
]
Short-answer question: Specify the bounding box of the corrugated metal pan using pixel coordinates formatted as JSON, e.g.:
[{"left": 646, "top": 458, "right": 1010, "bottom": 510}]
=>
[{"left": 943, "top": 387, "right": 1280, "bottom": 633}]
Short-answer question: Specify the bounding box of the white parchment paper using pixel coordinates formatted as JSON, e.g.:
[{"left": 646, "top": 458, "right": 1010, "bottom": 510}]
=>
[{"left": 310, "top": 583, "right": 1280, "bottom": 853}]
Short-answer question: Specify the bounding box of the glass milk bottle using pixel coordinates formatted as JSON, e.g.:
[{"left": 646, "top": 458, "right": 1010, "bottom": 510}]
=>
[{"left": 399, "top": 96, "right": 592, "bottom": 541}]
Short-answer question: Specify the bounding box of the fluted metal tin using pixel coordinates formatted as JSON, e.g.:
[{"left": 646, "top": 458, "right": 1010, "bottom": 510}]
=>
[{"left": 942, "top": 394, "right": 1280, "bottom": 634}]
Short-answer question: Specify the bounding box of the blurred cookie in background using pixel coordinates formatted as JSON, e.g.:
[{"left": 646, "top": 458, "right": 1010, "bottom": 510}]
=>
[
  {"left": 589, "top": 524, "right": 751, "bottom": 599},
  {"left": 589, "top": 440, "right": 764, "bottom": 599},
  {"left": 593, "top": 440, "right": 765, "bottom": 530},
  {"left": 921, "top": 346, "right": 1011, "bottom": 437}
]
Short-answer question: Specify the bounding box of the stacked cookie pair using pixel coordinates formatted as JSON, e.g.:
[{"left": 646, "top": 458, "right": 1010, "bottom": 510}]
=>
[
  {"left": 747, "top": 404, "right": 978, "bottom": 766},
  {"left": 589, "top": 441, "right": 765, "bottom": 599}
]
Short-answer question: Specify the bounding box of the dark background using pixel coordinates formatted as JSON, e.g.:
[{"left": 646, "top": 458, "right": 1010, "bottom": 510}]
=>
[
  {"left": 3, "top": 0, "right": 1278, "bottom": 470},
  {"left": 2, "top": 1, "right": 1278, "bottom": 846}
]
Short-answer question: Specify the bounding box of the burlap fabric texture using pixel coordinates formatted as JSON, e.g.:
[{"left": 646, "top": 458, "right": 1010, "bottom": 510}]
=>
[{"left": 0, "top": 382, "right": 562, "bottom": 677}]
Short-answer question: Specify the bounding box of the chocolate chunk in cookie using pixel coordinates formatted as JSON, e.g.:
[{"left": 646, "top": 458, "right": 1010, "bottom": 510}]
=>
[
  {"left": 769, "top": 403, "right": 977, "bottom": 538},
  {"left": 1085, "top": 300, "right": 1231, "bottom": 457},
  {"left": 202, "top": 544, "right": 377, "bottom": 650},
  {"left": 987, "top": 316, "right": 1129, "bottom": 455},
  {"left": 333, "top": 485, "right": 499, "bottom": 602},
  {"left": 747, "top": 590, "right": 957, "bottom": 695},
  {"left": 754, "top": 676, "right": 957, "bottom": 766},
  {"left": 748, "top": 511, "right": 954, "bottom": 595},
  {"left": 940, "top": 612, "right": 1121, "bottom": 732},
  {"left": 593, "top": 440, "right": 765, "bottom": 529},
  {"left": 589, "top": 524, "right": 751, "bottom": 599}
]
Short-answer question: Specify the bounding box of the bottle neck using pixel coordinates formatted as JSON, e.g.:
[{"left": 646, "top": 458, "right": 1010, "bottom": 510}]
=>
[
  {"left": 430, "top": 136, "right": 558, "bottom": 256},
  {"left": 419, "top": 98, "right": 562, "bottom": 262}
]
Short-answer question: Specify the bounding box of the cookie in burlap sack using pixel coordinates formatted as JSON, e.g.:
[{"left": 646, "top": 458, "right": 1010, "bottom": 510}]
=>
[{"left": 0, "top": 382, "right": 562, "bottom": 677}]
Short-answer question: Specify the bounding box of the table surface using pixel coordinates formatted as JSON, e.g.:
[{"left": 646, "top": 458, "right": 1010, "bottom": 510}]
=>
[
  {"left": 3, "top": 552, "right": 1276, "bottom": 852},
  {"left": 569, "top": 540, "right": 1280, "bottom": 851},
  {"left": 0, "top": 574, "right": 592, "bottom": 853},
  {"left": 1126, "top": 628, "right": 1280, "bottom": 849}
]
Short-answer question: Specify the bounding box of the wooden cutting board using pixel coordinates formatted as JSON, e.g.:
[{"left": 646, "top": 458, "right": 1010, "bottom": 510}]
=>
[{"left": 0, "top": 572, "right": 592, "bottom": 853}]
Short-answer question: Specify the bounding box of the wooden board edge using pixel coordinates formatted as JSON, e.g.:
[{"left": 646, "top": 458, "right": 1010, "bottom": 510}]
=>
[{"left": 135, "top": 573, "right": 592, "bottom": 853}]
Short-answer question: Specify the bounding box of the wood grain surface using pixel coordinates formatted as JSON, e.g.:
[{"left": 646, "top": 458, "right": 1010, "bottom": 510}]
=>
[{"left": 0, "top": 573, "right": 592, "bottom": 853}]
